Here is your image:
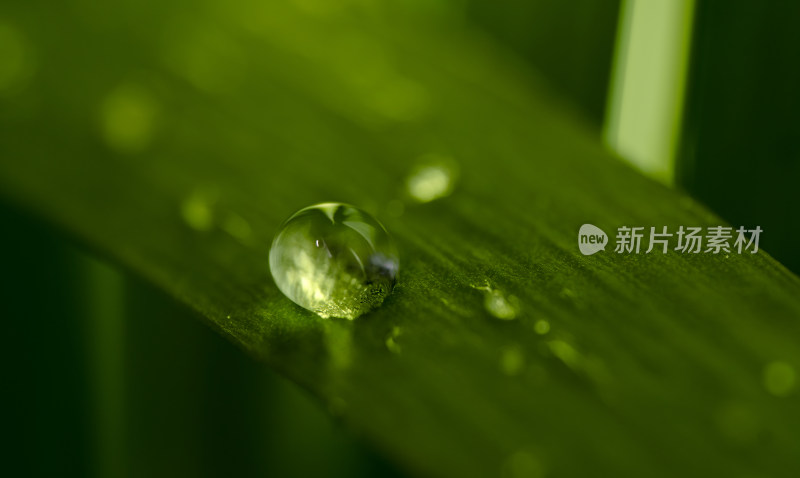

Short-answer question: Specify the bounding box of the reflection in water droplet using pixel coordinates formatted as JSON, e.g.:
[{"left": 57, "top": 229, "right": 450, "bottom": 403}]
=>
[
  {"left": 534, "top": 320, "right": 550, "bottom": 335},
  {"left": 385, "top": 326, "right": 402, "bottom": 354},
  {"left": 763, "top": 361, "right": 795, "bottom": 397},
  {"left": 100, "top": 83, "right": 159, "bottom": 153},
  {"left": 0, "top": 22, "right": 35, "bottom": 95},
  {"left": 406, "top": 155, "right": 458, "bottom": 203},
  {"left": 500, "top": 345, "right": 525, "bottom": 376},
  {"left": 180, "top": 188, "right": 217, "bottom": 231},
  {"left": 270, "top": 203, "right": 399, "bottom": 319}
]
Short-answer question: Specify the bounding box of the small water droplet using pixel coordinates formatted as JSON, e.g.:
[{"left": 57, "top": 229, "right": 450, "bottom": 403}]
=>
[
  {"left": 475, "top": 286, "right": 518, "bottom": 321},
  {"left": 500, "top": 345, "right": 525, "bottom": 376},
  {"left": 763, "top": 361, "right": 795, "bottom": 397},
  {"left": 534, "top": 320, "right": 550, "bottom": 335},
  {"left": 269, "top": 203, "right": 399, "bottom": 319},
  {"left": 406, "top": 155, "right": 458, "bottom": 203},
  {"left": 486, "top": 290, "right": 519, "bottom": 320},
  {"left": 385, "top": 326, "right": 402, "bottom": 354},
  {"left": 473, "top": 282, "right": 519, "bottom": 320}
]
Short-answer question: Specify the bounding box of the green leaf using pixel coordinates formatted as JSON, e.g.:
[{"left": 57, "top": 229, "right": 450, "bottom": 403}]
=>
[{"left": 1, "top": 2, "right": 799, "bottom": 477}]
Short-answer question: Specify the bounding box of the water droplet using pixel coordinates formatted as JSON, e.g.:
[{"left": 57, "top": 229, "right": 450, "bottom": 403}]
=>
[
  {"left": 486, "top": 291, "right": 518, "bottom": 319},
  {"left": 385, "top": 326, "right": 402, "bottom": 354},
  {"left": 763, "top": 361, "right": 795, "bottom": 397},
  {"left": 406, "top": 155, "right": 458, "bottom": 203},
  {"left": 534, "top": 320, "right": 550, "bottom": 335},
  {"left": 269, "top": 203, "right": 399, "bottom": 319},
  {"left": 474, "top": 283, "right": 519, "bottom": 320},
  {"left": 500, "top": 345, "right": 525, "bottom": 376}
]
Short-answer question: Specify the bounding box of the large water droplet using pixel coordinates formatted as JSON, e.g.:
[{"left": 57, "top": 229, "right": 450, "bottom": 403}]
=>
[{"left": 269, "top": 203, "right": 399, "bottom": 319}]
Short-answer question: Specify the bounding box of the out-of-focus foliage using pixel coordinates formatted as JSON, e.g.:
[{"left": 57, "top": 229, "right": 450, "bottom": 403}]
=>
[
  {"left": 466, "top": 0, "right": 620, "bottom": 125},
  {"left": 0, "top": 203, "right": 401, "bottom": 478},
  {"left": 678, "top": 0, "right": 800, "bottom": 274}
]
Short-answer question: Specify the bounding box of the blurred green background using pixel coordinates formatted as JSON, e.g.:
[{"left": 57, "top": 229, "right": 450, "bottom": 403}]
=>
[
  {"left": 1, "top": 0, "right": 798, "bottom": 477},
  {"left": 1, "top": 202, "right": 403, "bottom": 477}
]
